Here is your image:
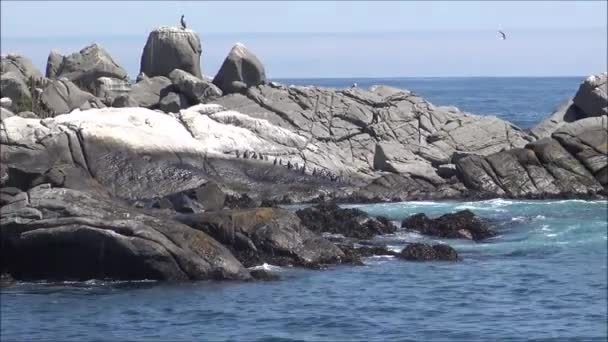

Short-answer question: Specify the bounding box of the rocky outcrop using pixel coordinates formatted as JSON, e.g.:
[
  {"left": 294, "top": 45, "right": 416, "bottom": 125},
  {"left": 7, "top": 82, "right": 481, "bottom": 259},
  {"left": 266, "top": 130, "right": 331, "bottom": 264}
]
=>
[
  {"left": 159, "top": 91, "right": 188, "bottom": 113},
  {"left": 401, "top": 210, "right": 496, "bottom": 241},
  {"left": 47, "top": 44, "right": 130, "bottom": 95},
  {"left": 176, "top": 208, "right": 345, "bottom": 268},
  {"left": 212, "top": 43, "right": 266, "bottom": 94},
  {"left": 1, "top": 54, "right": 43, "bottom": 80},
  {"left": 169, "top": 69, "right": 222, "bottom": 104},
  {"left": 398, "top": 243, "right": 459, "bottom": 261},
  {"left": 573, "top": 72, "right": 607, "bottom": 118},
  {"left": 128, "top": 75, "right": 172, "bottom": 108},
  {"left": 532, "top": 73, "right": 607, "bottom": 138},
  {"left": 40, "top": 78, "right": 105, "bottom": 115},
  {"left": 140, "top": 26, "right": 203, "bottom": 79},
  {"left": 0, "top": 71, "right": 31, "bottom": 112},
  {"left": 456, "top": 116, "right": 607, "bottom": 198},
  {"left": 296, "top": 202, "right": 395, "bottom": 239},
  {"left": 0, "top": 185, "right": 251, "bottom": 281}
]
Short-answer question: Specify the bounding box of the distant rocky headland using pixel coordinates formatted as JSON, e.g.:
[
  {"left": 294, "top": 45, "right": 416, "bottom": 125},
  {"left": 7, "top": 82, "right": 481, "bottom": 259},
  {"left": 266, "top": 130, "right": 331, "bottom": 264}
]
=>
[{"left": 1, "top": 26, "right": 606, "bottom": 283}]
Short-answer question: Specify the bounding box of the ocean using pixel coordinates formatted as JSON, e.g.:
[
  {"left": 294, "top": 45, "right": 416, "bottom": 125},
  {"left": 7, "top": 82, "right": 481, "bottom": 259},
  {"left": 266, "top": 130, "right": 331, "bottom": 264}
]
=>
[{"left": 1, "top": 77, "right": 606, "bottom": 341}]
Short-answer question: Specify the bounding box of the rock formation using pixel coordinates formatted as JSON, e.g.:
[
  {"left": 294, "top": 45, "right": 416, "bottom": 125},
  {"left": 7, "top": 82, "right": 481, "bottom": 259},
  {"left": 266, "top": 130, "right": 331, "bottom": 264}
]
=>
[
  {"left": 212, "top": 43, "right": 266, "bottom": 94},
  {"left": 140, "top": 26, "right": 203, "bottom": 79}
]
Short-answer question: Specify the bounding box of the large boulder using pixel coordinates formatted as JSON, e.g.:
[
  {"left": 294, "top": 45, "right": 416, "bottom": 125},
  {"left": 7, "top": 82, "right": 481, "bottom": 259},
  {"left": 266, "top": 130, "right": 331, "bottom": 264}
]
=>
[
  {"left": 159, "top": 91, "right": 188, "bottom": 113},
  {"left": 296, "top": 202, "right": 395, "bottom": 239},
  {"left": 128, "top": 75, "right": 172, "bottom": 108},
  {"left": 531, "top": 98, "right": 583, "bottom": 139},
  {"left": 0, "top": 54, "right": 43, "bottom": 80},
  {"left": 212, "top": 43, "right": 266, "bottom": 94},
  {"left": 40, "top": 78, "right": 105, "bottom": 115},
  {"left": 176, "top": 207, "right": 345, "bottom": 268},
  {"left": 140, "top": 26, "right": 202, "bottom": 79},
  {"left": 401, "top": 210, "right": 496, "bottom": 241},
  {"left": 45, "top": 50, "right": 63, "bottom": 79},
  {"left": 573, "top": 72, "right": 607, "bottom": 118},
  {"left": 48, "top": 44, "right": 129, "bottom": 94},
  {"left": 0, "top": 185, "right": 251, "bottom": 281},
  {"left": 0, "top": 71, "right": 31, "bottom": 112},
  {"left": 169, "top": 69, "right": 222, "bottom": 104}
]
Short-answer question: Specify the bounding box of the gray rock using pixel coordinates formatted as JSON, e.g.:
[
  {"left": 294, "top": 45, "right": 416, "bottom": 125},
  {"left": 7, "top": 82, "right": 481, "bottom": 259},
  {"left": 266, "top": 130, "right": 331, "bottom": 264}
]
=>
[
  {"left": 0, "top": 107, "right": 14, "bottom": 121},
  {"left": 0, "top": 186, "right": 251, "bottom": 281},
  {"left": 169, "top": 69, "right": 222, "bottom": 104},
  {"left": 112, "top": 94, "right": 139, "bottom": 108},
  {"left": 159, "top": 91, "right": 188, "bottom": 113},
  {"left": 531, "top": 98, "right": 583, "bottom": 139},
  {"left": 50, "top": 44, "right": 129, "bottom": 94},
  {"left": 436, "top": 164, "right": 457, "bottom": 179},
  {"left": 94, "top": 76, "right": 132, "bottom": 104},
  {"left": 16, "top": 111, "right": 38, "bottom": 119},
  {"left": 140, "top": 26, "right": 203, "bottom": 79},
  {"left": 45, "top": 50, "right": 64, "bottom": 79},
  {"left": 0, "top": 97, "right": 12, "bottom": 109},
  {"left": 176, "top": 208, "right": 345, "bottom": 268},
  {"left": 212, "top": 43, "right": 266, "bottom": 94},
  {"left": 573, "top": 72, "right": 607, "bottom": 118},
  {"left": 128, "top": 75, "right": 172, "bottom": 108},
  {"left": 40, "top": 79, "right": 101, "bottom": 115},
  {"left": 1, "top": 54, "right": 43, "bottom": 80},
  {"left": 0, "top": 71, "right": 31, "bottom": 111},
  {"left": 194, "top": 181, "right": 226, "bottom": 211}
]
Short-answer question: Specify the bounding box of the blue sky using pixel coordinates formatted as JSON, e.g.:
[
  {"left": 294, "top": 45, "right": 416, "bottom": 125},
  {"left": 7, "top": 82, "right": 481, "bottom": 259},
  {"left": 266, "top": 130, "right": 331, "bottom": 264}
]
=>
[{"left": 1, "top": 1, "right": 607, "bottom": 78}]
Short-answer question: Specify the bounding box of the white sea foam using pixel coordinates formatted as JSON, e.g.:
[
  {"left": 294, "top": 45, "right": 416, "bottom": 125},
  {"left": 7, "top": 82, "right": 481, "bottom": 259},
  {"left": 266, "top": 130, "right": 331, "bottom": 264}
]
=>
[{"left": 248, "top": 263, "right": 282, "bottom": 271}]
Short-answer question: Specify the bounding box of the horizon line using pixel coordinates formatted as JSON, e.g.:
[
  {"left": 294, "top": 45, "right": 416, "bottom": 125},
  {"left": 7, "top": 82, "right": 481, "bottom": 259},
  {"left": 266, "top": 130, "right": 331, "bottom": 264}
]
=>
[{"left": 2, "top": 26, "right": 606, "bottom": 40}]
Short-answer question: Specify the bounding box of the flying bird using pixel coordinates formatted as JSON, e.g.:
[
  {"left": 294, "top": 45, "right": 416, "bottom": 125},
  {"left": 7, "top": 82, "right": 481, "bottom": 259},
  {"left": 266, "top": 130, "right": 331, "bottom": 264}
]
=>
[
  {"left": 180, "top": 15, "right": 187, "bottom": 30},
  {"left": 498, "top": 30, "right": 506, "bottom": 40}
]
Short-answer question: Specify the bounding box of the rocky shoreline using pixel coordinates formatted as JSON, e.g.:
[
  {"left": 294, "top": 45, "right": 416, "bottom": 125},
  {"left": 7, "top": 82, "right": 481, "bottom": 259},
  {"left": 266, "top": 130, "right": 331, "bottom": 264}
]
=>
[{"left": 1, "top": 25, "right": 606, "bottom": 283}]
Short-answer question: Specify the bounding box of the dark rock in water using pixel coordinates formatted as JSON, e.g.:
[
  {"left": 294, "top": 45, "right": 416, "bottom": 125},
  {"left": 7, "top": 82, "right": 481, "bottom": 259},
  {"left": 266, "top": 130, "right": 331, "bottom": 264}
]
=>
[
  {"left": 212, "top": 43, "right": 266, "bottom": 94},
  {"left": 399, "top": 243, "right": 458, "bottom": 261},
  {"left": 401, "top": 210, "right": 496, "bottom": 241},
  {"left": 296, "top": 202, "right": 396, "bottom": 239},
  {"left": 159, "top": 91, "right": 188, "bottom": 113},
  {"left": 0, "top": 186, "right": 251, "bottom": 282},
  {"left": 175, "top": 208, "right": 345, "bottom": 268},
  {"left": 249, "top": 269, "right": 280, "bottom": 281},
  {"left": 169, "top": 68, "right": 222, "bottom": 104},
  {"left": 337, "top": 244, "right": 398, "bottom": 265},
  {"left": 140, "top": 27, "right": 203, "bottom": 79}
]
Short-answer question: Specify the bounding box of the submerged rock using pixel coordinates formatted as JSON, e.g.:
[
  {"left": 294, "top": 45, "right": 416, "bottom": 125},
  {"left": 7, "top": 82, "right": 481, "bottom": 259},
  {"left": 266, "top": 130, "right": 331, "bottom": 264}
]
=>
[
  {"left": 296, "top": 202, "right": 396, "bottom": 239},
  {"left": 399, "top": 243, "right": 459, "bottom": 261},
  {"left": 401, "top": 210, "right": 496, "bottom": 241}
]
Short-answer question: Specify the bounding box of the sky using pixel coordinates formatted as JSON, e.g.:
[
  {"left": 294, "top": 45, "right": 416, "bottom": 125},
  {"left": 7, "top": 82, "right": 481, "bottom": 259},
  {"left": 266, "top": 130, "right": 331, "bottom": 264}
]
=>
[{"left": 1, "top": 1, "right": 607, "bottom": 78}]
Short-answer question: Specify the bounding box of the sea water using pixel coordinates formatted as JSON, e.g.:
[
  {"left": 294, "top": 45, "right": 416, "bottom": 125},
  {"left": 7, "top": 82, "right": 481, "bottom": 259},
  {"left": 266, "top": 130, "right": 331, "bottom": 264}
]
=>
[{"left": 1, "top": 78, "right": 606, "bottom": 341}]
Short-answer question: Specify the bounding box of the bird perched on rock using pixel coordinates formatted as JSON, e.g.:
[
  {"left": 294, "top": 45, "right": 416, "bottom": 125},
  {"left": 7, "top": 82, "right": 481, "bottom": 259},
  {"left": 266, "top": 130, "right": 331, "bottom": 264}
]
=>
[
  {"left": 498, "top": 30, "right": 506, "bottom": 40},
  {"left": 180, "top": 15, "right": 187, "bottom": 30}
]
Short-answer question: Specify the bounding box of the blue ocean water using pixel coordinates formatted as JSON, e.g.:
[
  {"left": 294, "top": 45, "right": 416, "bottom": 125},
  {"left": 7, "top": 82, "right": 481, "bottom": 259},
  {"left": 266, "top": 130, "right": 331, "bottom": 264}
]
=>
[
  {"left": 1, "top": 199, "right": 606, "bottom": 341},
  {"left": 1, "top": 78, "right": 606, "bottom": 341},
  {"left": 274, "top": 77, "right": 584, "bottom": 128}
]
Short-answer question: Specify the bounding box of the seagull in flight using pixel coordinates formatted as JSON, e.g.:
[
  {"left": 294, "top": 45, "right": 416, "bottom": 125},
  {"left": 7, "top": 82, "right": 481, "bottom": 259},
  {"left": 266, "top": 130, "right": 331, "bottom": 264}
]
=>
[
  {"left": 498, "top": 30, "right": 507, "bottom": 40},
  {"left": 180, "top": 15, "right": 187, "bottom": 30}
]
